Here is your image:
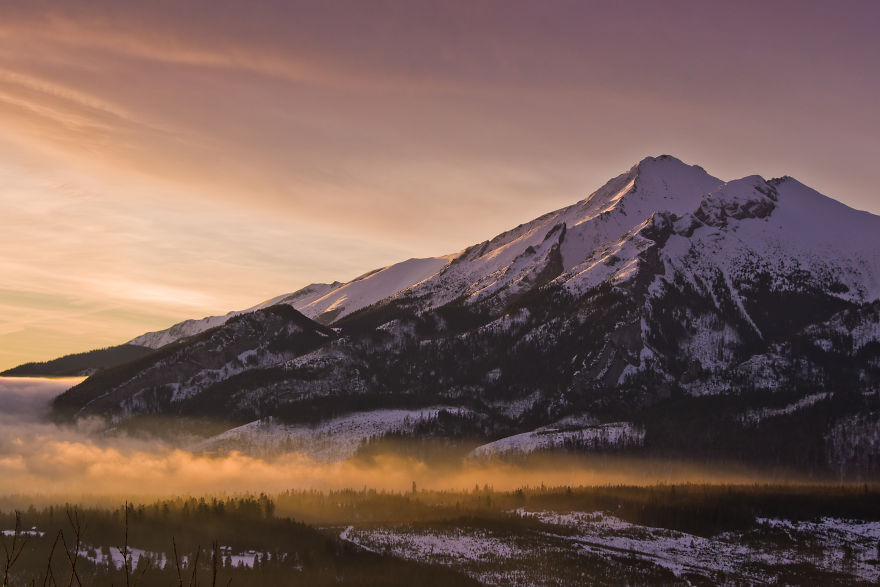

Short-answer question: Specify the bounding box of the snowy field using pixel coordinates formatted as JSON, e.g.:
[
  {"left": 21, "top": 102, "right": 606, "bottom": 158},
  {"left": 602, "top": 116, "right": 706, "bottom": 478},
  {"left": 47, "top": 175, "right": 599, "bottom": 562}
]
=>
[
  {"left": 75, "top": 544, "right": 272, "bottom": 571},
  {"left": 340, "top": 509, "right": 880, "bottom": 585}
]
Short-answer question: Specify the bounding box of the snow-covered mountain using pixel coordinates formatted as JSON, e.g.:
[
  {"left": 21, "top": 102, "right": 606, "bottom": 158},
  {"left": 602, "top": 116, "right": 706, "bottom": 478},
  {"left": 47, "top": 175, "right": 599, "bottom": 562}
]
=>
[
  {"left": 129, "top": 155, "right": 880, "bottom": 350},
  {"left": 53, "top": 156, "right": 880, "bottom": 476}
]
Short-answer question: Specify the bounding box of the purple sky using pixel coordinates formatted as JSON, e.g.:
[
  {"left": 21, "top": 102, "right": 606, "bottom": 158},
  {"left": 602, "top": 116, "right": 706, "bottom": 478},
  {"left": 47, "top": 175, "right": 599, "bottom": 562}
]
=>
[{"left": 0, "top": 0, "right": 878, "bottom": 368}]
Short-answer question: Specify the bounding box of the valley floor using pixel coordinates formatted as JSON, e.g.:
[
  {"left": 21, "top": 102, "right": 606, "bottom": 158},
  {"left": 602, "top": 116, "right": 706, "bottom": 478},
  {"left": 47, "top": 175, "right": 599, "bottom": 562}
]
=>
[{"left": 2, "top": 484, "right": 879, "bottom": 585}]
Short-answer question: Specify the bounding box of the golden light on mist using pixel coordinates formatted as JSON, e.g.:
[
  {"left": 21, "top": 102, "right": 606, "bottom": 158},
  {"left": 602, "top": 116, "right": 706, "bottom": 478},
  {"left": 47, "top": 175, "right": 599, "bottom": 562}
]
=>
[
  {"left": 0, "top": 432, "right": 787, "bottom": 499},
  {"left": 0, "top": 377, "right": 817, "bottom": 500}
]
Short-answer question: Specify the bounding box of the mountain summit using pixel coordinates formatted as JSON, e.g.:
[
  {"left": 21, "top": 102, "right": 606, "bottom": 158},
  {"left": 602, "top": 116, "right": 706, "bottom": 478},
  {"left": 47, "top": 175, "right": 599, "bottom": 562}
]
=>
[{"left": 50, "top": 156, "right": 880, "bottom": 476}]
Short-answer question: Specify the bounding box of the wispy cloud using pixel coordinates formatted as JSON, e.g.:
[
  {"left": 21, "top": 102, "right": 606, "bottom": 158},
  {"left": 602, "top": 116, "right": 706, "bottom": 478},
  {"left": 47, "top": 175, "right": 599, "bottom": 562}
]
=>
[{"left": 0, "top": 1, "right": 877, "bottom": 367}]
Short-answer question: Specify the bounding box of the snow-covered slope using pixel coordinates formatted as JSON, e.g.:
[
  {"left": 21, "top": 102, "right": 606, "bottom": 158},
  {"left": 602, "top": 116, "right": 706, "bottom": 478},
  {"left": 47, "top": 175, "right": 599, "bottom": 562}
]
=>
[
  {"left": 660, "top": 174, "right": 880, "bottom": 303},
  {"left": 402, "top": 157, "right": 880, "bottom": 317},
  {"left": 54, "top": 305, "right": 335, "bottom": 419},
  {"left": 469, "top": 420, "right": 644, "bottom": 459},
  {"left": 403, "top": 156, "right": 726, "bottom": 310},
  {"left": 129, "top": 255, "right": 450, "bottom": 349},
  {"left": 128, "top": 282, "right": 342, "bottom": 349},
  {"left": 294, "top": 256, "right": 452, "bottom": 322},
  {"left": 196, "top": 407, "right": 472, "bottom": 461}
]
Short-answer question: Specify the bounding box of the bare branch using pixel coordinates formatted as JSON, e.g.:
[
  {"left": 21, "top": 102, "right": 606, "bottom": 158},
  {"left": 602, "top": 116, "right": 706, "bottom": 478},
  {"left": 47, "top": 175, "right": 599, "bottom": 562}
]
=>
[
  {"left": 3, "top": 511, "right": 31, "bottom": 586},
  {"left": 187, "top": 547, "right": 200, "bottom": 587},
  {"left": 61, "top": 509, "right": 85, "bottom": 587},
  {"left": 41, "top": 529, "right": 63, "bottom": 587},
  {"left": 116, "top": 503, "right": 131, "bottom": 587},
  {"left": 131, "top": 553, "right": 153, "bottom": 587},
  {"left": 172, "top": 537, "right": 183, "bottom": 587},
  {"left": 210, "top": 542, "right": 218, "bottom": 587}
]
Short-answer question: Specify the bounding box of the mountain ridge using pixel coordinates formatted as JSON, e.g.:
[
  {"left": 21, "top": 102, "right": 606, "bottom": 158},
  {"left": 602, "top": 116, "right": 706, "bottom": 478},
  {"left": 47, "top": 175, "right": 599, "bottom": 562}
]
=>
[
  {"left": 44, "top": 155, "right": 880, "bottom": 477},
  {"left": 124, "top": 155, "right": 728, "bottom": 350}
]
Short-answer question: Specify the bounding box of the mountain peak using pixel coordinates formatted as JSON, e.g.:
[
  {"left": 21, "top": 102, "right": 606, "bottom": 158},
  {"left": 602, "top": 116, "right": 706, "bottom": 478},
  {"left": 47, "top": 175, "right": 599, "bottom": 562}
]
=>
[
  {"left": 636, "top": 153, "right": 686, "bottom": 166},
  {"left": 574, "top": 155, "right": 723, "bottom": 223},
  {"left": 629, "top": 155, "right": 723, "bottom": 207},
  {"left": 632, "top": 154, "right": 715, "bottom": 184}
]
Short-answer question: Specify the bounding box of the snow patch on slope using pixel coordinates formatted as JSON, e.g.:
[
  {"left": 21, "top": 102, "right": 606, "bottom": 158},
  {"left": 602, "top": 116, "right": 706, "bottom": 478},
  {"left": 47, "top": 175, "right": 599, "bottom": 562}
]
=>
[
  {"left": 196, "top": 407, "right": 472, "bottom": 461},
  {"left": 128, "top": 256, "right": 450, "bottom": 349},
  {"left": 469, "top": 421, "right": 643, "bottom": 459},
  {"left": 741, "top": 393, "right": 830, "bottom": 426}
]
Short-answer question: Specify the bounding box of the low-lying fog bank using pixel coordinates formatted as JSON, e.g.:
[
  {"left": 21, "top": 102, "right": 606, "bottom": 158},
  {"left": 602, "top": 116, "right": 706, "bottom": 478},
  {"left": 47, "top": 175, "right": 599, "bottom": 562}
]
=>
[
  {"left": 0, "top": 376, "right": 85, "bottom": 423},
  {"left": 0, "top": 377, "right": 852, "bottom": 500}
]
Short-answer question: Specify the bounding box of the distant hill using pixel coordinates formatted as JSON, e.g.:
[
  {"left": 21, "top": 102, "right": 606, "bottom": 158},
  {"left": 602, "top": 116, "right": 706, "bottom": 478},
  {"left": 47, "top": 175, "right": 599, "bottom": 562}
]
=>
[{"left": 2, "top": 344, "right": 154, "bottom": 377}]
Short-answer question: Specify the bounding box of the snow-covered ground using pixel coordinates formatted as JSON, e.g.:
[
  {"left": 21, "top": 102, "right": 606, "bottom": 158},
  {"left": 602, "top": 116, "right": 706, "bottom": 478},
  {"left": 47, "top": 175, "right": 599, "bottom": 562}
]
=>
[
  {"left": 77, "top": 544, "right": 270, "bottom": 570},
  {"left": 1, "top": 526, "right": 44, "bottom": 537},
  {"left": 755, "top": 517, "right": 880, "bottom": 580},
  {"left": 341, "top": 524, "right": 525, "bottom": 561},
  {"left": 518, "top": 510, "right": 880, "bottom": 583},
  {"left": 340, "top": 510, "right": 880, "bottom": 585},
  {"left": 196, "top": 407, "right": 473, "bottom": 461},
  {"left": 340, "top": 524, "right": 536, "bottom": 585},
  {"left": 78, "top": 545, "right": 161, "bottom": 570}
]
